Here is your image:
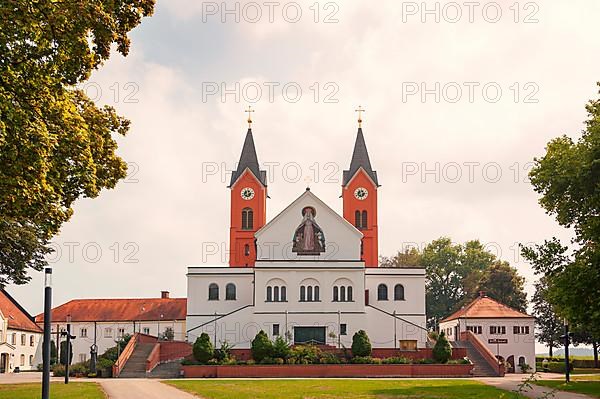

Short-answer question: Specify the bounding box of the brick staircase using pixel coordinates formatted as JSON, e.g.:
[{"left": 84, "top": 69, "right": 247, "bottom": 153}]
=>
[
  {"left": 118, "top": 343, "right": 156, "bottom": 378},
  {"left": 453, "top": 341, "right": 498, "bottom": 377}
]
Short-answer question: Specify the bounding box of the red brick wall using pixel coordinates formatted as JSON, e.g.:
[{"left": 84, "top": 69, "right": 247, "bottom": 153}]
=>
[
  {"left": 159, "top": 341, "right": 193, "bottom": 362},
  {"left": 182, "top": 364, "right": 473, "bottom": 378}
]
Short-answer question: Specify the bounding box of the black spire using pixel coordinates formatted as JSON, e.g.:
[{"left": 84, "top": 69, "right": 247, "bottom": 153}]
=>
[
  {"left": 229, "top": 128, "right": 267, "bottom": 187},
  {"left": 342, "top": 127, "right": 379, "bottom": 186}
]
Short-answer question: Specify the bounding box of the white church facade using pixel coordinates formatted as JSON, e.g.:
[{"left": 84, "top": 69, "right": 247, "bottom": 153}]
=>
[{"left": 186, "top": 118, "right": 428, "bottom": 349}]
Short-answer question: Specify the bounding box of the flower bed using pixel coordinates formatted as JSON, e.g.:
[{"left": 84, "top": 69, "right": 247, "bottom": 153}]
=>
[{"left": 181, "top": 363, "right": 474, "bottom": 378}]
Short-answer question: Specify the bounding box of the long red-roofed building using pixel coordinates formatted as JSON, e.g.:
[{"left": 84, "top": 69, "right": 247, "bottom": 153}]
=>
[{"left": 34, "top": 291, "right": 186, "bottom": 365}]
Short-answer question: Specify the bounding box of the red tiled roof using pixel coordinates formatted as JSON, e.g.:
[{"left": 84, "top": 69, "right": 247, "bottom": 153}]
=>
[
  {"left": 440, "top": 295, "right": 533, "bottom": 323},
  {"left": 35, "top": 298, "right": 187, "bottom": 323},
  {"left": 0, "top": 290, "right": 43, "bottom": 333}
]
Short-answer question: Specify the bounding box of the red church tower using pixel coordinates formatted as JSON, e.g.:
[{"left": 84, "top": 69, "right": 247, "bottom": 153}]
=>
[
  {"left": 228, "top": 115, "right": 267, "bottom": 267},
  {"left": 342, "top": 111, "right": 379, "bottom": 267}
]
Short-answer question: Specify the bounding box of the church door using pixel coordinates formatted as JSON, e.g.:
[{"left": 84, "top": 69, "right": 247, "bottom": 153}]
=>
[{"left": 294, "top": 327, "right": 326, "bottom": 345}]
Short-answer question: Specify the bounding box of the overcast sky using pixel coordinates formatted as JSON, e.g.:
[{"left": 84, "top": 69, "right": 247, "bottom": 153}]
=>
[{"left": 8, "top": 1, "right": 600, "bottom": 351}]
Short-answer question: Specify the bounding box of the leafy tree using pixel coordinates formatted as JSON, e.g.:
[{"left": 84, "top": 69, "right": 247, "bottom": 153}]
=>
[
  {"left": 380, "top": 247, "right": 422, "bottom": 267},
  {"left": 59, "top": 340, "right": 73, "bottom": 366},
  {"left": 0, "top": 0, "right": 155, "bottom": 286},
  {"left": 524, "top": 84, "right": 600, "bottom": 347},
  {"left": 532, "top": 277, "right": 563, "bottom": 357},
  {"left": 193, "top": 333, "right": 214, "bottom": 364},
  {"left": 422, "top": 238, "right": 465, "bottom": 328},
  {"left": 383, "top": 238, "right": 528, "bottom": 328},
  {"left": 351, "top": 330, "right": 372, "bottom": 357},
  {"left": 432, "top": 331, "right": 452, "bottom": 363},
  {"left": 571, "top": 328, "right": 600, "bottom": 368},
  {"left": 476, "top": 261, "right": 527, "bottom": 312},
  {"left": 251, "top": 330, "right": 273, "bottom": 363}
]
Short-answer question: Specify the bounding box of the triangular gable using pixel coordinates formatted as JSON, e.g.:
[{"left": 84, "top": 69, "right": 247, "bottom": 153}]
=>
[{"left": 255, "top": 189, "right": 362, "bottom": 239}]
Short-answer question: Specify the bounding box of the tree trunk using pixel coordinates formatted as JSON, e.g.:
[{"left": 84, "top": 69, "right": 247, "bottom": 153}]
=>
[
  {"left": 594, "top": 341, "right": 599, "bottom": 369},
  {"left": 549, "top": 344, "right": 553, "bottom": 358}
]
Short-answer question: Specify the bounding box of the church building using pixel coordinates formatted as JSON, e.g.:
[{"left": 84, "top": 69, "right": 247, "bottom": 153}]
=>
[{"left": 186, "top": 114, "right": 427, "bottom": 350}]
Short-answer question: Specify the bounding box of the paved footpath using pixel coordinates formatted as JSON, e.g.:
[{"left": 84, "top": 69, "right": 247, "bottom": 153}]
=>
[
  {"left": 99, "top": 379, "right": 199, "bottom": 399},
  {"left": 477, "top": 375, "right": 593, "bottom": 399}
]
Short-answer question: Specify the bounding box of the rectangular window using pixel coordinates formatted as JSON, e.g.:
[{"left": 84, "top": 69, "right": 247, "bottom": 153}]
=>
[
  {"left": 79, "top": 354, "right": 87, "bottom": 363},
  {"left": 514, "top": 326, "right": 530, "bottom": 335},
  {"left": 490, "top": 326, "right": 506, "bottom": 335},
  {"left": 80, "top": 328, "right": 88, "bottom": 338},
  {"left": 20, "top": 354, "right": 25, "bottom": 366},
  {"left": 118, "top": 328, "right": 125, "bottom": 338},
  {"left": 143, "top": 327, "right": 150, "bottom": 335},
  {"left": 340, "top": 324, "right": 347, "bottom": 335},
  {"left": 272, "top": 324, "right": 280, "bottom": 336},
  {"left": 467, "top": 326, "right": 482, "bottom": 335},
  {"left": 104, "top": 328, "right": 113, "bottom": 338},
  {"left": 21, "top": 334, "right": 26, "bottom": 346},
  {"left": 11, "top": 333, "right": 16, "bottom": 345}
]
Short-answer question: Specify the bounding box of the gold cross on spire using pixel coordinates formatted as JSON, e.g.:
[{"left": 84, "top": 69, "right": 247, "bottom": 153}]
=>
[
  {"left": 245, "top": 105, "right": 255, "bottom": 128},
  {"left": 355, "top": 105, "right": 365, "bottom": 128}
]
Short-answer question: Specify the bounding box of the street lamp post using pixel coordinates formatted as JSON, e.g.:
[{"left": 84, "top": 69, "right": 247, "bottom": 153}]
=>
[{"left": 42, "top": 268, "right": 52, "bottom": 399}]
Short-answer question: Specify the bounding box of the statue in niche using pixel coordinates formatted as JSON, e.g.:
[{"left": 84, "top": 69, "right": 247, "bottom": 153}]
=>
[{"left": 292, "top": 207, "right": 326, "bottom": 255}]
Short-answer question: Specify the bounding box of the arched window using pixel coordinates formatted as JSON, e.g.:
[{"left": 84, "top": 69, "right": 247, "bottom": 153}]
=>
[
  {"left": 226, "top": 283, "right": 236, "bottom": 300},
  {"left": 314, "top": 286, "right": 320, "bottom": 301},
  {"left": 244, "top": 244, "right": 250, "bottom": 256},
  {"left": 241, "top": 208, "right": 254, "bottom": 230},
  {"left": 274, "top": 286, "right": 280, "bottom": 302},
  {"left": 394, "top": 284, "right": 405, "bottom": 301},
  {"left": 355, "top": 210, "right": 361, "bottom": 228},
  {"left": 20, "top": 354, "right": 25, "bottom": 366},
  {"left": 300, "top": 286, "right": 306, "bottom": 302},
  {"left": 377, "top": 284, "right": 388, "bottom": 300},
  {"left": 208, "top": 283, "right": 219, "bottom": 300},
  {"left": 518, "top": 356, "right": 526, "bottom": 366},
  {"left": 29, "top": 355, "right": 34, "bottom": 366},
  {"left": 347, "top": 286, "right": 353, "bottom": 301},
  {"left": 333, "top": 286, "right": 339, "bottom": 302},
  {"left": 340, "top": 286, "right": 346, "bottom": 302},
  {"left": 361, "top": 211, "right": 368, "bottom": 229},
  {"left": 30, "top": 335, "right": 34, "bottom": 346},
  {"left": 280, "top": 286, "right": 287, "bottom": 301},
  {"left": 266, "top": 286, "right": 273, "bottom": 302},
  {"left": 307, "top": 286, "right": 313, "bottom": 301}
]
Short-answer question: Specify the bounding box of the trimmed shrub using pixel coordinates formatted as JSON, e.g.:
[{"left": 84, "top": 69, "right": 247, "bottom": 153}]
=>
[
  {"left": 432, "top": 331, "right": 452, "bottom": 364},
  {"left": 382, "top": 356, "right": 411, "bottom": 364},
  {"left": 351, "top": 330, "right": 372, "bottom": 358},
  {"left": 290, "top": 344, "right": 321, "bottom": 364},
  {"left": 214, "top": 340, "right": 234, "bottom": 362},
  {"left": 547, "top": 361, "right": 574, "bottom": 373},
  {"left": 272, "top": 336, "right": 291, "bottom": 361},
  {"left": 193, "top": 332, "right": 214, "bottom": 364},
  {"left": 251, "top": 330, "right": 273, "bottom": 362},
  {"left": 351, "top": 356, "right": 373, "bottom": 364}
]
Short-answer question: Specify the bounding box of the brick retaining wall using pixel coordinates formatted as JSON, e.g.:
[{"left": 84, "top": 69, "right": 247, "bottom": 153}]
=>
[{"left": 182, "top": 363, "right": 473, "bottom": 378}]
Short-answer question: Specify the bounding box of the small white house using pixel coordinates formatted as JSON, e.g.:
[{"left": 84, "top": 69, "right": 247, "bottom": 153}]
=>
[
  {"left": 439, "top": 293, "right": 536, "bottom": 373},
  {"left": 36, "top": 291, "right": 186, "bottom": 364},
  {"left": 0, "top": 290, "right": 43, "bottom": 373}
]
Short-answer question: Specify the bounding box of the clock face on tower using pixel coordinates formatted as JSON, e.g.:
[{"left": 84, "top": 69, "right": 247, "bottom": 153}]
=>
[
  {"left": 354, "top": 187, "right": 368, "bottom": 200},
  {"left": 240, "top": 187, "right": 255, "bottom": 200}
]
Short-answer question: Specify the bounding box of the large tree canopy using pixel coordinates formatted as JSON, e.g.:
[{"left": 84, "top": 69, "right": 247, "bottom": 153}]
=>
[
  {"left": 0, "top": 0, "right": 155, "bottom": 285},
  {"left": 522, "top": 83, "right": 600, "bottom": 352},
  {"left": 382, "top": 237, "right": 528, "bottom": 328}
]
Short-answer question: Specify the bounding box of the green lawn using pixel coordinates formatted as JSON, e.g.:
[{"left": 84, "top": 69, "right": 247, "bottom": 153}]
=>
[
  {"left": 0, "top": 382, "right": 105, "bottom": 399},
  {"left": 535, "top": 377, "right": 600, "bottom": 398},
  {"left": 166, "top": 379, "right": 525, "bottom": 399}
]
